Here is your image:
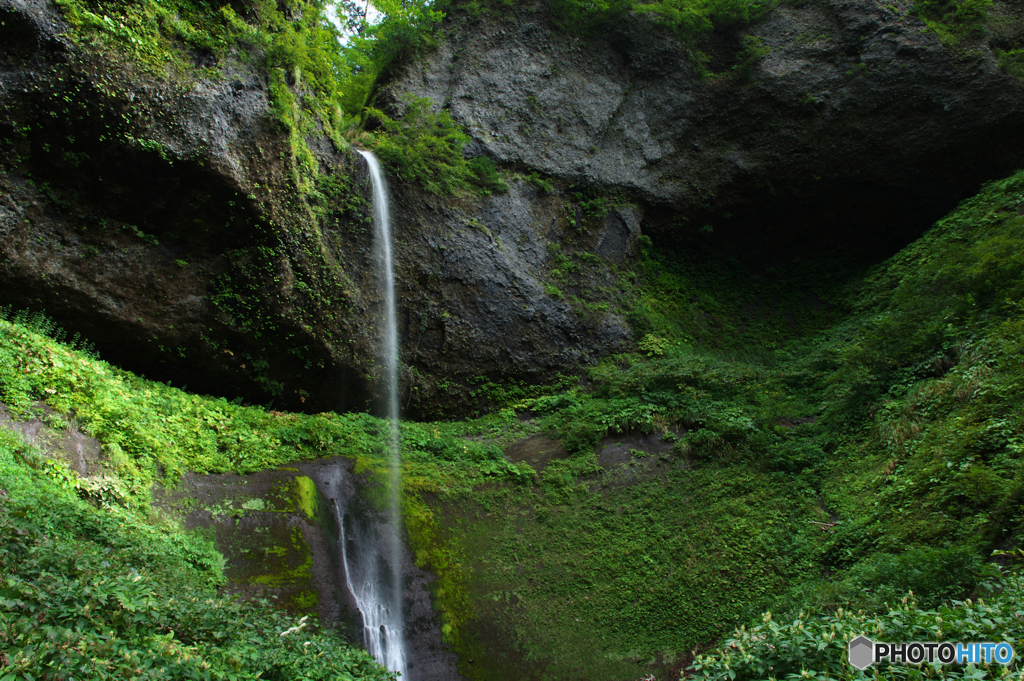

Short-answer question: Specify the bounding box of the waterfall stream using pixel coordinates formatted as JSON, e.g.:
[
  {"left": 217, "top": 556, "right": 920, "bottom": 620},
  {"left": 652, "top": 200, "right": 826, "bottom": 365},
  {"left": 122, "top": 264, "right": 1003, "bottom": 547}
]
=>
[{"left": 348, "top": 149, "right": 406, "bottom": 678}]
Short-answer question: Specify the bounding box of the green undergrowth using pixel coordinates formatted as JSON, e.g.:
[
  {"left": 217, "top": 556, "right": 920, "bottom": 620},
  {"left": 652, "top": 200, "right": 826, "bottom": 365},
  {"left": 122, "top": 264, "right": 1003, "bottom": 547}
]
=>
[
  {"left": 0, "top": 313, "right": 533, "bottom": 501},
  {"left": 409, "top": 345, "right": 830, "bottom": 679},
  {"left": 400, "top": 169, "right": 1024, "bottom": 678},
  {"left": 0, "top": 428, "right": 394, "bottom": 680},
  {"left": 691, "top": 568, "right": 1024, "bottom": 680}
]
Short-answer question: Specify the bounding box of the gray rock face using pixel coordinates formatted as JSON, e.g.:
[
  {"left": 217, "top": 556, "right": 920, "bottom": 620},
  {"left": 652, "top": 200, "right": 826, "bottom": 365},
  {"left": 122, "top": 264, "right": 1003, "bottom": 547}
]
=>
[
  {"left": 5, "top": 0, "right": 1024, "bottom": 415},
  {"left": 0, "top": 0, "right": 637, "bottom": 416},
  {"left": 383, "top": 0, "right": 1024, "bottom": 256},
  {"left": 390, "top": 179, "right": 635, "bottom": 415}
]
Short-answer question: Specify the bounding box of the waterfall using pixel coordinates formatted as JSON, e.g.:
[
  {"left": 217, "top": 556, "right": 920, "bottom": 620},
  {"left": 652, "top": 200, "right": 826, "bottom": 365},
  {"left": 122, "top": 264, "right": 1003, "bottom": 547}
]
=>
[
  {"left": 331, "top": 501, "right": 407, "bottom": 675},
  {"left": 351, "top": 149, "right": 406, "bottom": 678}
]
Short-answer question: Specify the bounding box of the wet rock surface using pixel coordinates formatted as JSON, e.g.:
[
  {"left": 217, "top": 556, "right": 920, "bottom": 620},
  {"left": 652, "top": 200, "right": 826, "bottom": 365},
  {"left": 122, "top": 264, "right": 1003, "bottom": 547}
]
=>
[
  {"left": 504, "top": 433, "right": 569, "bottom": 472},
  {"left": 391, "top": 179, "right": 636, "bottom": 416},
  {"left": 158, "top": 455, "right": 467, "bottom": 681},
  {"left": 0, "top": 401, "right": 103, "bottom": 476}
]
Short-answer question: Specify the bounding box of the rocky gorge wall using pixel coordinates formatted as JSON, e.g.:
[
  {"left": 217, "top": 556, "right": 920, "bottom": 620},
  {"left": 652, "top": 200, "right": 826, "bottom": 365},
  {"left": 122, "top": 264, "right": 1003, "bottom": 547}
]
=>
[
  {"left": 3, "top": 0, "right": 1024, "bottom": 417},
  {"left": 384, "top": 0, "right": 1024, "bottom": 256},
  {"left": 0, "top": 0, "right": 638, "bottom": 417}
]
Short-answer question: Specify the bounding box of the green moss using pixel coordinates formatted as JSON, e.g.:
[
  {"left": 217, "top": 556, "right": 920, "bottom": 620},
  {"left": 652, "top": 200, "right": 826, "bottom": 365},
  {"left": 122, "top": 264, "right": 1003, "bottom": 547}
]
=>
[
  {"left": 404, "top": 495, "right": 475, "bottom": 651},
  {"left": 292, "top": 476, "right": 318, "bottom": 520},
  {"left": 247, "top": 526, "right": 314, "bottom": 589},
  {"left": 420, "top": 455, "right": 816, "bottom": 681},
  {"left": 292, "top": 588, "right": 319, "bottom": 611}
]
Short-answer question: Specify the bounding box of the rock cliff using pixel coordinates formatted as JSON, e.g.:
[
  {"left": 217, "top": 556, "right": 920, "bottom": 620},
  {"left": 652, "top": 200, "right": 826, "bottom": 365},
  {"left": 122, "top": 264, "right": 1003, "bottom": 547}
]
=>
[
  {"left": 3, "top": 0, "right": 1024, "bottom": 414},
  {"left": 384, "top": 0, "right": 1024, "bottom": 256},
  {"left": 0, "top": 0, "right": 634, "bottom": 416}
]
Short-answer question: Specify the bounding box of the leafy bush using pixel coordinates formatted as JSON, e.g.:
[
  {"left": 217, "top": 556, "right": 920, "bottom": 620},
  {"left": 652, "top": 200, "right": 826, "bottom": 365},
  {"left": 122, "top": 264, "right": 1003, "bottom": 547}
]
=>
[
  {"left": 367, "top": 96, "right": 508, "bottom": 195},
  {"left": 639, "top": 333, "right": 672, "bottom": 357},
  {"left": 0, "top": 306, "right": 98, "bottom": 358},
  {"left": 689, "top": 568, "right": 1024, "bottom": 680},
  {"left": 910, "top": 0, "right": 993, "bottom": 43},
  {"left": 842, "top": 546, "right": 986, "bottom": 609},
  {"left": 997, "top": 48, "right": 1024, "bottom": 81},
  {"left": 763, "top": 437, "right": 824, "bottom": 473},
  {"left": 732, "top": 34, "right": 770, "bottom": 80},
  {"left": 467, "top": 156, "right": 509, "bottom": 193}
]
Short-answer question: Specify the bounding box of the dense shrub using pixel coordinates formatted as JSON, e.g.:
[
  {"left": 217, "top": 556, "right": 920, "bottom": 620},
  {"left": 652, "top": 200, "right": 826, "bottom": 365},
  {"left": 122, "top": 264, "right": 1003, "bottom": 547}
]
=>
[
  {"left": 690, "top": 568, "right": 1024, "bottom": 680},
  {"left": 550, "top": 0, "right": 778, "bottom": 37}
]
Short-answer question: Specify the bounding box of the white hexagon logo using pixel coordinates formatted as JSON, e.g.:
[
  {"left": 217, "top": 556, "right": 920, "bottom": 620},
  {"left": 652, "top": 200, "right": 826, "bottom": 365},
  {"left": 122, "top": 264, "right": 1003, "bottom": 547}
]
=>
[{"left": 848, "top": 635, "right": 875, "bottom": 670}]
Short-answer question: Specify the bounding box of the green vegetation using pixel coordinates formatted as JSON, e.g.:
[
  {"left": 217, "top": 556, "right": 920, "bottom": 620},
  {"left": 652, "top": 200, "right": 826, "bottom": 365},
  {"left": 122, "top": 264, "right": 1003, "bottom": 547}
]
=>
[
  {"left": 996, "top": 47, "right": 1024, "bottom": 81},
  {"left": 692, "top": 570, "right": 1024, "bottom": 679},
  {"left": 366, "top": 96, "right": 508, "bottom": 196},
  {"left": 6, "top": 169, "right": 1024, "bottom": 677},
  {"left": 732, "top": 34, "right": 770, "bottom": 79},
  {"left": 0, "top": 311, "right": 529, "bottom": 503},
  {"left": 550, "top": 0, "right": 777, "bottom": 39},
  {"left": 0, "top": 426, "right": 395, "bottom": 680},
  {"left": 911, "top": 0, "right": 992, "bottom": 44}
]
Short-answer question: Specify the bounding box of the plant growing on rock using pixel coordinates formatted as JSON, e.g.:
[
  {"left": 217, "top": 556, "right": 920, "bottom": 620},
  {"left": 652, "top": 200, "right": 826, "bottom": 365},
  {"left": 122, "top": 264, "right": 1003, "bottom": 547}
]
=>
[{"left": 366, "top": 95, "right": 508, "bottom": 195}]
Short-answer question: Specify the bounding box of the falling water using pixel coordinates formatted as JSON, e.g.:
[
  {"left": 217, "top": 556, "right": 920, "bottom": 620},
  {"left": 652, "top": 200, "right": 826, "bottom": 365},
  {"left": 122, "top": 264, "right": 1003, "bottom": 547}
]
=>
[
  {"left": 331, "top": 501, "right": 407, "bottom": 675},
  {"left": 352, "top": 149, "right": 406, "bottom": 677}
]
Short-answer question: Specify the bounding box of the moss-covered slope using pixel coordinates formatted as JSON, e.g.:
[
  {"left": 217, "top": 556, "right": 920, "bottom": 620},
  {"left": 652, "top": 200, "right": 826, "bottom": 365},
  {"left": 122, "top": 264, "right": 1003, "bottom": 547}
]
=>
[{"left": 5, "top": 168, "right": 1024, "bottom": 679}]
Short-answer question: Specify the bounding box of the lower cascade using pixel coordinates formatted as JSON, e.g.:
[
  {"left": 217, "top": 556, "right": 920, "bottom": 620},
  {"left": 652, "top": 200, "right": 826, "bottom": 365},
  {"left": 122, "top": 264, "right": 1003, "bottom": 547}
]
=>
[
  {"left": 331, "top": 501, "right": 407, "bottom": 676},
  {"left": 350, "top": 149, "right": 407, "bottom": 678}
]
